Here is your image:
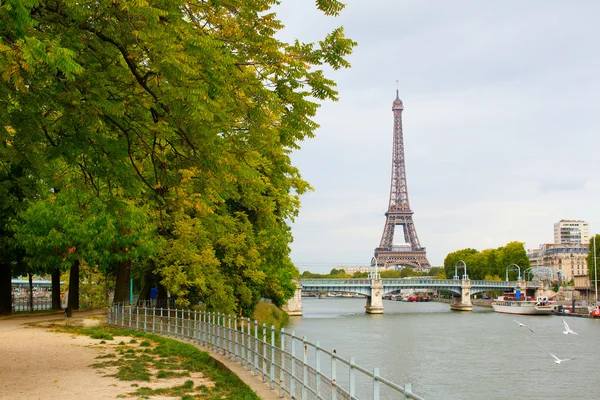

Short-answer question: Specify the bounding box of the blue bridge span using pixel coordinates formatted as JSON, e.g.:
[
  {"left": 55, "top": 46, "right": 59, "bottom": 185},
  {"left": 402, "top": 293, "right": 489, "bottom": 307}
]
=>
[{"left": 282, "top": 278, "right": 544, "bottom": 315}]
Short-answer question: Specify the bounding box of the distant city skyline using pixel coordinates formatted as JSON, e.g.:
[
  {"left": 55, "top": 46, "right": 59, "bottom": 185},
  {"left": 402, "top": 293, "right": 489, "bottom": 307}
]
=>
[{"left": 274, "top": 1, "right": 600, "bottom": 273}]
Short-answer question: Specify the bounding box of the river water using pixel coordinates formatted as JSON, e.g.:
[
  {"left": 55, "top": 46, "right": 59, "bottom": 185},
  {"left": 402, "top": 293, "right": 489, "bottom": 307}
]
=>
[{"left": 286, "top": 298, "right": 600, "bottom": 400}]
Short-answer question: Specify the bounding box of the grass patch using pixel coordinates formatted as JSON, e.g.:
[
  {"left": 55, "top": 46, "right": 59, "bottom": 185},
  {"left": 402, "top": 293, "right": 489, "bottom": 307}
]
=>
[
  {"left": 156, "top": 370, "right": 190, "bottom": 379},
  {"left": 58, "top": 325, "right": 260, "bottom": 399},
  {"left": 90, "top": 331, "right": 113, "bottom": 340},
  {"left": 115, "top": 360, "right": 151, "bottom": 381}
]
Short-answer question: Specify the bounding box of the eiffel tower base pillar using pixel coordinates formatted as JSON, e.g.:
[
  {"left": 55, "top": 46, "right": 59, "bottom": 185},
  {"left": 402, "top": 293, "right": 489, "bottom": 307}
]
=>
[
  {"left": 450, "top": 280, "right": 473, "bottom": 311},
  {"left": 365, "top": 279, "right": 384, "bottom": 314},
  {"left": 282, "top": 280, "right": 303, "bottom": 316}
]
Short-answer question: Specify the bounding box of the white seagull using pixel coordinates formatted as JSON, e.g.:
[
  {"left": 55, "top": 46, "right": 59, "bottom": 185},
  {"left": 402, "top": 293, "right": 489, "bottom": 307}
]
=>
[
  {"left": 562, "top": 319, "right": 578, "bottom": 335},
  {"left": 513, "top": 320, "right": 534, "bottom": 333},
  {"left": 550, "top": 353, "right": 573, "bottom": 364}
]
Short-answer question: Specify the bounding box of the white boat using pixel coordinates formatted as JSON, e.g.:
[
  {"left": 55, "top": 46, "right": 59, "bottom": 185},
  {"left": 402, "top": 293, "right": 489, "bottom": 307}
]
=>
[{"left": 491, "top": 295, "right": 554, "bottom": 315}]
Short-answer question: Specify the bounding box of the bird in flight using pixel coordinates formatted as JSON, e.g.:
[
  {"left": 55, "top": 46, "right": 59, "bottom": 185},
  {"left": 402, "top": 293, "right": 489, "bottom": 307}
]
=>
[
  {"left": 550, "top": 353, "right": 573, "bottom": 364},
  {"left": 513, "top": 320, "right": 534, "bottom": 333},
  {"left": 562, "top": 319, "right": 578, "bottom": 335}
]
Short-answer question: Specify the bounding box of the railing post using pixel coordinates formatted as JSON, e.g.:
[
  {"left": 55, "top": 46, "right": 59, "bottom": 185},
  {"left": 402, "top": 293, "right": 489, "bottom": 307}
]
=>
[
  {"left": 404, "top": 383, "right": 413, "bottom": 400},
  {"left": 228, "top": 315, "right": 232, "bottom": 358},
  {"left": 247, "top": 317, "right": 252, "bottom": 372},
  {"left": 262, "top": 323, "right": 267, "bottom": 382},
  {"left": 270, "top": 325, "right": 275, "bottom": 390},
  {"left": 373, "top": 367, "right": 380, "bottom": 400},
  {"left": 349, "top": 357, "right": 356, "bottom": 398},
  {"left": 331, "top": 349, "right": 337, "bottom": 400},
  {"left": 210, "top": 312, "right": 217, "bottom": 350},
  {"left": 217, "top": 312, "right": 225, "bottom": 354},
  {"left": 144, "top": 306, "right": 147, "bottom": 332},
  {"left": 240, "top": 317, "right": 246, "bottom": 366},
  {"left": 302, "top": 336, "right": 308, "bottom": 400},
  {"left": 193, "top": 310, "right": 197, "bottom": 343},
  {"left": 128, "top": 305, "right": 132, "bottom": 329},
  {"left": 279, "top": 327, "right": 285, "bottom": 398},
  {"left": 167, "top": 307, "right": 171, "bottom": 337},
  {"left": 254, "top": 322, "right": 259, "bottom": 376},
  {"left": 290, "top": 332, "right": 295, "bottom": 398},
  {"left": 315, "top": 341, "right": 321, "bottom": 397},
  {"left": 234, "top": 315, "right": 239, "bottom": 362}
]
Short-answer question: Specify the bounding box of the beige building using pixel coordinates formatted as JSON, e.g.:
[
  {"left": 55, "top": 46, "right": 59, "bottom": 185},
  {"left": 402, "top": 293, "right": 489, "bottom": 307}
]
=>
[
  {"left": 340, "top": 266, "right": 371, "bottom": 275},
  {"left": 554, "top": 219, "right": 590, "bottom": 245},
  {"left": 527, "top": 243, "right": 588, "bottom": 282}
]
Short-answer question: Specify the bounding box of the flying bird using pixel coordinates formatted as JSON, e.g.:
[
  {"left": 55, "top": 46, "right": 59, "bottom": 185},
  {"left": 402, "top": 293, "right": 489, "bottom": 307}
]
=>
[
  {"left": 550, "top": 353, "right": 573, "bottom": 364},
  {"left": 513, "top": 320, "right": 534, "bottom": 333},
  {"left": 562, "top": 319, "right": 578, "bottom": 335}
]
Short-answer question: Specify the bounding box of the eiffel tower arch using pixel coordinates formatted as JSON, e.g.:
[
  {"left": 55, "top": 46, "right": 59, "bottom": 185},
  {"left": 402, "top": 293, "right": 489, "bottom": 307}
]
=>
[{"left": 374, "top": 91, "right": 430, "bottom": 270}]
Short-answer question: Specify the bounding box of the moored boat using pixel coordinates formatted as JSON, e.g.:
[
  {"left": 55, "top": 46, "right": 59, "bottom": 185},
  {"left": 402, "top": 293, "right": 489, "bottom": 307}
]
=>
[{"left": 492, "top": 295, "right": 554, "bottom": 315}]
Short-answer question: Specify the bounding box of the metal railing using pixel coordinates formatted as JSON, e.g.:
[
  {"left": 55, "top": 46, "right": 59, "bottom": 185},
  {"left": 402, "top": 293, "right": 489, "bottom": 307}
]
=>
[
  {"left": 12, "top": 297, "right": 53, "bottom": 312},
  {"left": 107, "top": 303, "right": 424, "bottom": 400}
]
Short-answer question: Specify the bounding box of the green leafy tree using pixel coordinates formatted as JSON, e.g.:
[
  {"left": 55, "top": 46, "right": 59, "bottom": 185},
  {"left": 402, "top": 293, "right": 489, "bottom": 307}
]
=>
[
  {"left": 443, "top": 249, "right": 478, "bottom": 279},
  {"left": 428, "top": 267, "right": 446, "bottom": 279},
  {"left": 0, "top": 152, "right": 40, "bottom": 314},
  {"left": 13, "top": 187, "right": 158, "bottom": 309},
  {"left": 443, "top": 242, "right": 529, "bottom": 281},
  {"left": 588, "top": 234, "right": 600, "bottom": 288},
  {"left": 1, "top": 0, "right": 355, "bottom": 315}
]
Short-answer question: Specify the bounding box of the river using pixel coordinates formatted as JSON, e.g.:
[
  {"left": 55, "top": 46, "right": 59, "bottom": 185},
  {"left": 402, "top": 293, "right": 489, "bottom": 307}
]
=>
[{"left": 286, "top": 298, "right": 600, "bottom": 400}]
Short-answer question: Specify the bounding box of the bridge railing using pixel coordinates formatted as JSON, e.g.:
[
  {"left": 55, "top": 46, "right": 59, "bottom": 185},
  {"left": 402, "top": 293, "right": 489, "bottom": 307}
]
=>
[
  {"left": 107, "top": 303, "right": 425, "bottom": 400},
  {"left": 302, "top": 278, "right": 524, "bottom": 288}
]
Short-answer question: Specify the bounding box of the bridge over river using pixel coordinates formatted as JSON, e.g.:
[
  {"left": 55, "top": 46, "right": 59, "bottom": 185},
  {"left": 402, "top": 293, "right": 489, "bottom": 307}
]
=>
[{"left": 283, "top": 278, "right": 547, "bottom": 315}]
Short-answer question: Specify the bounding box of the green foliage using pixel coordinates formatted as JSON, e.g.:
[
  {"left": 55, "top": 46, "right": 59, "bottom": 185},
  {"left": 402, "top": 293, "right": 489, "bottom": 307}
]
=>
[
  {"left": 1, "top": 0, "right": 355, "bottom": 316},
  {"left": 380, "top": 270, "right": 401, "bottom": 278},
  {"left": 90, "top": 331, "right": 114, "bottom": 340},
  {"left": 251, "top": 301, "right": 289, "bottom": 330},
  {"left": 429, "top": 267, "right": 446, "bottom": 279},
  {"left": 588, "top": 234, "right": 599, "bottom": 284},
  {"left": 443, "top": 242, "right": 530, "bottom": 280}
]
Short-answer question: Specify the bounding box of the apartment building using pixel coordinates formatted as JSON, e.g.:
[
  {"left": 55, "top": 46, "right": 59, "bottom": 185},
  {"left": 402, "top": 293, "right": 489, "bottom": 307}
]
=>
[
  {"left": 527, "top": 243, "right": 588, "bottom": 282},
  {"left": 554, "top": 219, "right": 590, "bottom": 245}
]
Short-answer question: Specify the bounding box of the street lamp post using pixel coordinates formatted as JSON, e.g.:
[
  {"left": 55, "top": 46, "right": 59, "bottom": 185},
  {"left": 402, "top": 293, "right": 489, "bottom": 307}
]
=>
[
  {"left": 594, "top": 235, "right": 597, "bottom": 305},
  {"left": 370, "top": 256, "right": 379, "bottom": 280},
  {"left": 454, "top": 260, "right": 468, "bottom": 280},
  {"left": 506, "top": 264, "right": 522, "bottom": 282}
]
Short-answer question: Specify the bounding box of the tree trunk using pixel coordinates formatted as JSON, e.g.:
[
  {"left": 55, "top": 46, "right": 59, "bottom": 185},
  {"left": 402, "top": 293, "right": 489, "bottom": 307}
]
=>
[
  {"left": 67, "top": 259, "right": 80, "bottom": 312},
  {"left": 51, "top": 269, "right": 61, "bottom": 310},
  {"left": 113, "top": 260, "right": 131, "bottom": 304},
  {"left": 0, "top": 262, "right": 12, "bottom": 315},
  {"left": 28, "top": 273, "right": 33, "bottom": 312}
]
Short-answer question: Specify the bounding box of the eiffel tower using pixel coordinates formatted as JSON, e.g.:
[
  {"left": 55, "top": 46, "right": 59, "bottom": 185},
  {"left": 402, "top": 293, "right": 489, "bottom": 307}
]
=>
[{"left": 374, "top": 90, "right": 430, "bottom": 270}]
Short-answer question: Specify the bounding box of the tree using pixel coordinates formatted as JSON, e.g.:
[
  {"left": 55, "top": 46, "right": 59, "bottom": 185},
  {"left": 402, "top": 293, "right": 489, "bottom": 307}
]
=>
[
  {"left": 443, "top": 249, "right": 478, "bottom": 279},
  {"left": 587, "top": 234, "right": 599, "bottom": 289},
  {"left": 443, "top": 242, "right": 529, "bottom": 281},
  {"left": 1, "top": 0, "right": 355, "bottom": 314},
  {"left": 13, "top": 187, "right": 158, "bottom": 309},
  {"left": 0, "top": 152, "right": 40, "bottom": 314}
]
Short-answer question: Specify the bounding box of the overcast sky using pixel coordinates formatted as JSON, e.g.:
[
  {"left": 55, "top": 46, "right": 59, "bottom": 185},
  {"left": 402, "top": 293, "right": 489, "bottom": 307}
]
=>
[{"left": 274, "top": 1, "right": 599, "bottom": 273}]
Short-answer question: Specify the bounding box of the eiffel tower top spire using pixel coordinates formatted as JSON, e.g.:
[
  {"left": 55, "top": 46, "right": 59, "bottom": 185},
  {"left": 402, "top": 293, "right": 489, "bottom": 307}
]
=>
[{"left": 393, "top": 81, "right": 403, "bottom": 110}]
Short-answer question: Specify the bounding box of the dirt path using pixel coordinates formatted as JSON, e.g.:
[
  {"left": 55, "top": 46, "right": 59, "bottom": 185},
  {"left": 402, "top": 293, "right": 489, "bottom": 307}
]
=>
[
  {"left": 0, "top": 310, "right": 138, "bottom": 400},
  {"left": 0, "top": 310, "right": 282, "bottom": 400}
]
